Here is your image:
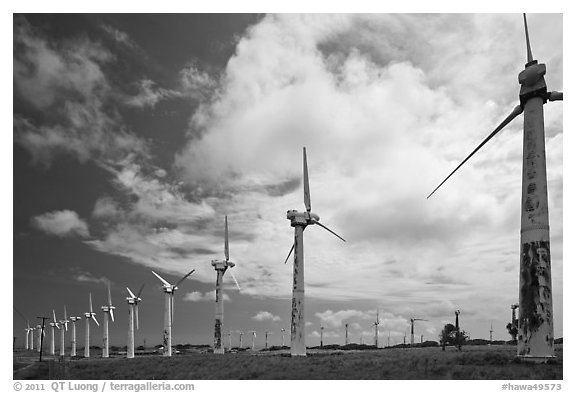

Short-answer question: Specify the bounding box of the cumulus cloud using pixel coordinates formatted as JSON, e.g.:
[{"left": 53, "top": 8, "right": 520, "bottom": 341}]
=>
[
  {"left": 32, "top": 210, "right": 90, "bottom": 238},
  {"left": 315, "top": 309, "right": 372, "bottom": 328},
  {"left": 252, "top": 311, "right": 281, "bottom": 322},
  {"left": 101, "top": 24, "right": 138, "bottom": 49},
  {"left": 71, "top": 269, "right": 111, "bottom": 285},
  {"left": 183, "top": 290, "right": 230, "bottom": 302}
]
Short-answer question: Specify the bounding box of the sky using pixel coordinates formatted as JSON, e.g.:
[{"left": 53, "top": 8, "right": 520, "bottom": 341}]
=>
[{"left": 12, "top": 13, "right": 563, "bottom": 349}]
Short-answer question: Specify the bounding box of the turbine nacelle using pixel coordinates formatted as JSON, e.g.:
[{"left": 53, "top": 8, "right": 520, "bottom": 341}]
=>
[
  {"left": 211, "top": 259, "right": 235, "bottom": 270},
  {"left": 286, "top": 210, "right": 320, "bottom": 226}
]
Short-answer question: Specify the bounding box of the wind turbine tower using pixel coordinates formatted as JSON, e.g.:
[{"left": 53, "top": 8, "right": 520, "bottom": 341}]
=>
[
  {"left": 284, "top": 147, "right": 346, "bottom": 356},
  {"left": 126, "top": 285, "right": 144, "bottom": 359},
  {"left": 35, "top": 324, "right": 42, "bottom": 352},
  {"left": 281, "top": 328, "right": 286, "bottom": 347},
  {"left": 151, "top": 269, "right": 196, "bottom": 357},
  {"left": 69, "top": 316, "right": 81, "bottom": 356},
  {"left": 101, "top": 283, "right": 116, "bottom": 358},
  {"left": 320, "top": 326, "right": 324, "bottom": 348},
  {"left": 211, "top": 216, "right": 241, "bottom": 354},
  {"left": 455, "top": 310, "right": 461, "bottom": 351},
  {"left": 265, "top": 331, "right": 270, "bottom": 349},
  {"left": 373, "top": 310, "right": 380, "bottom": 348},
  {"left": 345, "top": 323, "right": 349, "bottom": 346},
  {"left": 59, "top": 306, "right": 69, "bottom": 356},
  {"left": 49, "top": 310, "right": 60, "bottom": 356},
  {"left": 24, "top": 323, "right": 31, "bottom": 350},
  {"left": 84, "top": 293, "right": 100, "bottom": 358},
  {"left": 239, "top": 331, "right": 243, "bottom": 349},
  {"left": 410, "top": 318, "right": 428, "bottom": 346},
  {"left": 490, "top": 323, "right": 494, "bottom": 345},
  {"left": 427, "top": 14, "right": 562, "bottom": 363},
  {"left": 250, "top": 330, "right": 257, "bottom": 351}
]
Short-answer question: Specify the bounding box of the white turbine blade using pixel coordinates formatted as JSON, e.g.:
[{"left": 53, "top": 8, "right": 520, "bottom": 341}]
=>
[
  {"left": 224, "top": 215, "right": 229, "bottom": 261},
  {"left": 284, "top": 243, "right": 295, "bottom": 264},
  {"left": 89, "top": 293, "right": 94, "bottom": 313},
  {"left": 136, "top": 284, "right": 145, "bottom": 298},
  {"left": 313, "top": 220, "right": 346, "bottom": 242},
  {"left": 427, "top": 105, "right": 523, "bottom": 199},
  {"left": 107, "top": 283, "right": 112, "bottom": 306},
  {"left": 175, "top": 268, "right": 196, "bottom": 288},
  {"left": 303, "top": 147, "right": 311, "bottom": 212},
  {"left": 523, "top": 13, "right": 533, "bottom": 63},
  {"left": 92, "top": 315, "right": 100, "bottom": 327},
  {"left": 53, "top": 309, "right": 57, "bottom": 323},
  {"left": 228, "top": 269, "right": 242, "bottom": 291},
  {"left": 135, "top": 304, "right": 140, "bottom": 330},
  {"left": 110, "top": 308, "right": 115, "bottom": 323},
  {"left": 152, "top": 270, "right": 172, "bottom": 287},
  {"left": 64, "top": 306, "right": 67, "bottom": 320},
  {"left": 127, "top": 287, "right": 136, "bottom": 299}
]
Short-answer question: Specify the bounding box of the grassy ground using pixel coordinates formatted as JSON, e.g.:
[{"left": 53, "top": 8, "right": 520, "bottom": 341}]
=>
[{"left": 13, "top": 344, "right": 562, "bottom": 380}]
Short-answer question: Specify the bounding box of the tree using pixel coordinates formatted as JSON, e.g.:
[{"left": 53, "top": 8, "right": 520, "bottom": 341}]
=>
[
  {"left": 439, "top": 323, "right": 469, "bottom": 349},
  {"left": 506, "top": 321, "right": 518, "bottom": 343}
]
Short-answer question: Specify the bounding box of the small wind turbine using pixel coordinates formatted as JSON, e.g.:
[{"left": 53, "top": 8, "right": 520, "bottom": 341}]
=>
[
  {"left": 427, "top": 14, "right": 562, "bottom": 362},
  {"left": 410, "top": 317, "right": 428, "bottom": 346},
  {"left": 84, "top": 293, "right": 100, "bottom": 358},
  {"left": 211, "top": 216, "right": 241, "bottom": 354},
  {"left": 373, "top": 310, "right": 380, "bottom": 348},
  {"left": 250, "top": 330, "right": 257, "bottom": 351},
  {"left": 69, "top": 315, "right": 81, "bottom": 357},
  {"left": 284, "top": 147, "right": 345, "bottom": 356},
  {"left": 126, "top": 285, "right": 144, "bottom": 359},
  {"left": 320, "top": 325, "right": 324, "bottom": 348},
  {"left": 101, "top": 283, "right": 116, "bottom": 358},
  {"left": 345, "top": 323, "right": 349, "bottom": 346},
  {"left": 58, "top": 306, "right": 69, "bottom": 356},
  {"left": 239, "top": 331, "right": 243, "bottom": 349},
  {"left": 151, "top": 268, "right": 196, "bottom": 357},
  {"left": 280, "top": 328, "right": 286, "bottom": 347},
  {"left": 489, "top": 323, "right": 494, "bottom": 345},
  {"left": 49, "top": 309, "right": 60, "bottom": 356}
]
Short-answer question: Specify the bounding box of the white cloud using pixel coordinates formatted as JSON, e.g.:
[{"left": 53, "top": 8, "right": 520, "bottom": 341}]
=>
[
  {"left": 71, "top": 270, "right": 110, "bottom": 285},
  {"left": 252, "top": 311, "right": 281, "bottom": 322},
  {"left": 183, "top": 290, "right": 230, "bottom": 302},
  {"left": 32, "top": 210, "right": 90, "bottom": 238},
  {"left": 124, "top": 79, "right": 180, "bottom": 109},
  {"left": 315, "top": 309, "right": 372, "bottom": 328}
]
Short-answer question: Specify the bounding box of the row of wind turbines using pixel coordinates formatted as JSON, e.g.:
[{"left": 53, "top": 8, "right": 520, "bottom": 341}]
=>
[{"left": 18, "top": 14, "right": 562, "bottom": 363}]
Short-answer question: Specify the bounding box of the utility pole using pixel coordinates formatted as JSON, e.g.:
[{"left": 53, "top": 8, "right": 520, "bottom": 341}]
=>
[
  {"left": 37, "top": 316, "right": 49, "bottom": 362},
  {"left": 455, "top": 310, "right": 461, "bottom": 351}
]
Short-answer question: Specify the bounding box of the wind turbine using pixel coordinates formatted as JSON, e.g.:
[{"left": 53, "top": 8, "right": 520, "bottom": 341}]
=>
[
  {"left": 427, "top": 14, "right": 562, "bottom": 362},
  {"left": 250, "top": 330, "right": 257, "bottom": 351},
  {"left": 345, "top": 323, "right": 349, "bottom": 346},
  {"left": 49, "top": 309, "right": 60, "bottom": 356},
  {"left": 126, "top": 285, "right": 144, "bottom": 359},
  {"left": 24, "top": 322, "right": 32, "bottom": 350},
  {"left": 280, "top": 328, "right": 286, "bottom": 347},
  {"left": 489, "top": 323, "right": 494, "bottom": 345},
  {"left": 35, "top": 324, "right": 44, "bottom": 352},
  {"left": 211, "top": 216, "right": 241, "bottom": 354},
  {"left": 410, "top": 317, "right": 428, "bottom": 346},
  {"left": 320, "top": 325, "right": 324, "bottom": 348},
  {"left": 265, "top": 331, "right": 271, "bottom": 349},
  {"left": 455, "top": 310, "right": 462, "bottom": 351},
  {"left": 101, "top": 283, "right": 116, "bottom": 358},
  {"left": 284, "top": 147, "right": 346, "bottom": 356},
  {"left": 373, "top": 310, "right": 380, "bottom": 348},
  {"left": 58, "top": 306, "right": 69, "bottom": 356},
  {"left": 228, "top": 331, "right": 232, "bottom": 351},
  {"left": 84, "top": 293, "right": 100, "bottom": 358},
  {"left": 69, "top": 315, "right": 81, "bottom": 357},
  {"left": 151, "top": 268, "right": 196, "bottom": 357},
  {"left": 239, "top": 331, "right": 243, "bottom": 349}
]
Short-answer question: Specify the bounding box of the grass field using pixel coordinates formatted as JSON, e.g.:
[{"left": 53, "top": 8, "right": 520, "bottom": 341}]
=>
[{"left": 13, "top": 344, "right": 562, "bottom": 380}]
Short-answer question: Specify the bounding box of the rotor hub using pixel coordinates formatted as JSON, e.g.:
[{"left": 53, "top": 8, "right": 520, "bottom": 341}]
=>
[{"left": 287, "top": 210, "right": 320, "bottom": 227}]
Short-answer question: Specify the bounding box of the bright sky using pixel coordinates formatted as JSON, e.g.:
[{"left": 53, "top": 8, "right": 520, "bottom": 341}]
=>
[{"left": 11, "top": 12, "right": 564, "bottom": 349}]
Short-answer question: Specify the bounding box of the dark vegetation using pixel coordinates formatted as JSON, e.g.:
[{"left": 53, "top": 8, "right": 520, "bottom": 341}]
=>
[{"left": 14, "top": 344, "right": 562, "bottom": 380}]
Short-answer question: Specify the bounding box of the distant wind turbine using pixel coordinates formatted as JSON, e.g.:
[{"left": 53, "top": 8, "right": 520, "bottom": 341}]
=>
[
  {"left": 373, "top": 310, "right": 380, "bottom": 348},
  {"left": 284, "top": 147, "right": 346, "bottom": 356},
  {"left": 49, "top": 309, "right": 60, "bottom": 356},
  {"left": 427, "top": 14, "right": 562, "bottom": 362},
  {"left": 126, "top": 284, "right": 144, "bottom": 359},
  {"left": 410, "top": 317, "right": 428, "bottom": 346},
  {"left": 69, "top": 315, "right": 81, "bottom": 357},
  {"left": 84, "top": 293, "right": 100, "bottom": 358},
  {"left": 58, "top": 306, "right": 69, "bottom": 356},
  {"left": 151, "top": 269, "right": 195, "bottom": 357},
  {"left": 101, "top": 283, "right": 115, "bottom": 358}
]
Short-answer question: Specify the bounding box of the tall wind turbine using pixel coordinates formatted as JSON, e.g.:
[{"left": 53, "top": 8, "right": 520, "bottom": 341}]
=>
[
  {"left": 427, "top": 14, "right": 562, "bottom": 362},
  {"left": 373, "top": 310, "right": 380, "bottom": 348},
  {"left": 29, "top": 325, "right": 35, "bottom": 351},
  {"left": 84, "top": 293, "right": 100, "bottom": 358},
  {"left": 101, "top": 283, "right": 116, "bottom": 358},
  {"left": 284, "top": 147, "right": 346, "bottom": 356},
  {"left": 35, "top": 324, "right": 43, "bottom": 352},
  {"left": 58, "top": 306, "right": 69, "bottom": 356},
  {"left": 211, "top": 216, "right": 241, "bottom": 354},
  {"left": 24, "top": 322, "right": 32, "bottom": 351},
  {"left": 151, "top": 268, "right": 196, "bottom": 357},
  {"left": 410, "top": 318, "right": 428, "bottom": 346},
  {"left": 49, "top": 309, "right": 60, "bottom": 356},
  {"left": 126, "top": 285, "right": 144, "bottom": 359},
  {"left": 69, "top": 316, "right": 81, "bottom": 357}
]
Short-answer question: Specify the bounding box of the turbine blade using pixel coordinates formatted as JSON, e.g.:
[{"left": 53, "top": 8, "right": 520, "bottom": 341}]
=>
[
  {"left": 126, "top": 287, "right": 136, "bottom": 299},
  {"left": 224, "top": 215, "right": 230, "bottom": 261},
  {"left": 135, "top": 304, "right": 140, "bottom": 330},
  {"left": 523, "top": 13, "right": 533, "bottom": 63},
  {"left": 136, "top": 284, "right": 145, "bottom": 298},
  {"left": 175, "top": 268, "right": 196, "bottom": 288},
  {"left": 313, "top": 220, "right": 346, "bottom": 242},
  {"left": 152, "top": 270, "right": 172, "bottom": 287},
  {"left": 548, "top": 91, "right": 563, "bottom": 101},
  {"left": 92, "top": 315, "right": 100, "bottom": 327},
  {"left": 284, "top": 243, "right": 295, "bottom": 264},
  {"left": 107, "top": 283, "right": 112, "bottom": 306},
  {"left": 110, "top": 309, "right": 115, "bottom": 323},
  {"left": 53, "top": 309, "right": 57, "bottom": 323},
  {"left": 228, "top": 269, "right": 242, "bottom": 291},
  {"left": 64, "top": 306, "right": 67, "bottom": 320},
  {"left": 303, "top": 147, "right": 311, "bottom": 212},
  {"left": 427, "top": 105, "right": 523, "bottom": 199},
  {"left": 89, "top": 293, "right": 94, "bottom": 313}
]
